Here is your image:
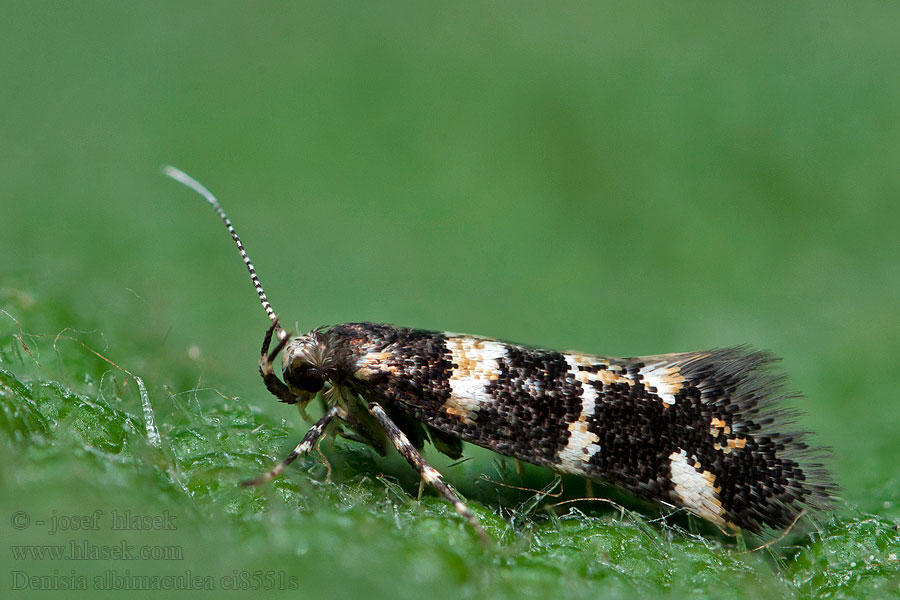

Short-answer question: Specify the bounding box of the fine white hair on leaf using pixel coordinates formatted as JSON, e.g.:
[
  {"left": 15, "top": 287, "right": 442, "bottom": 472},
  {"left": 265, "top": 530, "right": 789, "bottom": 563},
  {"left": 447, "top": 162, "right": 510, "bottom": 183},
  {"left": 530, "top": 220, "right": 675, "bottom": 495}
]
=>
[{"left": 134, "top": 375, "right": 161, "bottom": 448}]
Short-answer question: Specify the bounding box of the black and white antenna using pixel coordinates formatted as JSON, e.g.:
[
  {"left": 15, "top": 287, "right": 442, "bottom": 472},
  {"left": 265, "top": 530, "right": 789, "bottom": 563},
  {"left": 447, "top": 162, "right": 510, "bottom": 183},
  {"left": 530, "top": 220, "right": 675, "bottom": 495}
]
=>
[{"left": 163, "top": 166, "right": 286, "bottom": 339}]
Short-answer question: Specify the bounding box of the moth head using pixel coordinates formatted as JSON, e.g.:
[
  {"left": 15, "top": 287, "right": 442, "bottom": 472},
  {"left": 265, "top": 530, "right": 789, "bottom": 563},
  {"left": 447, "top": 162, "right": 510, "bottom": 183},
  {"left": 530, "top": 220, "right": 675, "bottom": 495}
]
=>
[{"left": 281, "top": 331, "right": 336, "bottom": 394}]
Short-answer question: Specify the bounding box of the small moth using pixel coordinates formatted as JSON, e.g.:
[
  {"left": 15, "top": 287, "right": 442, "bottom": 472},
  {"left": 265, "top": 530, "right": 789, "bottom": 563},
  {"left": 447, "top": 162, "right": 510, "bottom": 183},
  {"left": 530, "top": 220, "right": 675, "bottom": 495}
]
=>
[{"left": 164, "top": 166, "right": 834, "bottom": 542}]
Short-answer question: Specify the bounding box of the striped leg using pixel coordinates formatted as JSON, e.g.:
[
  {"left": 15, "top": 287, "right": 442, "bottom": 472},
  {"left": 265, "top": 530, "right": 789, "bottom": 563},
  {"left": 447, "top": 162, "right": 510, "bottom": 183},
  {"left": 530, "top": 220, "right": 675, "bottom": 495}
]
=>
[
  {"left": 367, "top": 402, "right": 488, "bottom": 545},
  {"left": 242, "top": 405, "right": 340, "bottom": 486}
]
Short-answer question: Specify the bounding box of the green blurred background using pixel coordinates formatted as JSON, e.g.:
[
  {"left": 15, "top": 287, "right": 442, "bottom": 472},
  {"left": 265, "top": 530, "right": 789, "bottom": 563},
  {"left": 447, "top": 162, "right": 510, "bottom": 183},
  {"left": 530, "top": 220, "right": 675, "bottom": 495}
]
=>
[{"left": 2, "top": 2, "right": 899, "bottom": 599}]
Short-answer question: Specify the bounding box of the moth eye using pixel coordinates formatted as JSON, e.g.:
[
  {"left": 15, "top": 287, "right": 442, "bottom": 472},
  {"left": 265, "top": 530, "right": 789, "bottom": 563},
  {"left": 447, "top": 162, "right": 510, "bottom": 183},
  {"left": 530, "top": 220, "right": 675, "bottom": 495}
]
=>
[
  {"left": 284, "top": 364, "right": 325, "bottom": 393},
  {"left": 296, "top": 374, "right": 324, "bottom": 393}
]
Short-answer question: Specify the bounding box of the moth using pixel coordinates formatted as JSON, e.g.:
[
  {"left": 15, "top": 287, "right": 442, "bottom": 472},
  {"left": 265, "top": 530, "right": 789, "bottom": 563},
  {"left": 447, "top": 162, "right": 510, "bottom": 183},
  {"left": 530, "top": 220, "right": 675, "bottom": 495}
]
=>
[{"left": 164, "top": 166, "right": 834, "bottom": 542}]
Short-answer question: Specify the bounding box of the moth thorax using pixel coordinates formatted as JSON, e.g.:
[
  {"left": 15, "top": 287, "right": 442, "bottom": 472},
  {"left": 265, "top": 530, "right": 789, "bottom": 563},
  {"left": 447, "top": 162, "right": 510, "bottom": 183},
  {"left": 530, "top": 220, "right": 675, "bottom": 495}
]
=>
[{"left": 281, "top": 332, "right": 336, "bottom": 394}]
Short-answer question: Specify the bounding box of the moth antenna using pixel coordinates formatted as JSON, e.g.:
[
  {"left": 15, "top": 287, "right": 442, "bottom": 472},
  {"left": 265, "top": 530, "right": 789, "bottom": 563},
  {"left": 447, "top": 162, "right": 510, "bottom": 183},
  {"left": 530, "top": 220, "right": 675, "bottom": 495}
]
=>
[{"left": 162, "top": 166, "right": 286, "bottom": 339}]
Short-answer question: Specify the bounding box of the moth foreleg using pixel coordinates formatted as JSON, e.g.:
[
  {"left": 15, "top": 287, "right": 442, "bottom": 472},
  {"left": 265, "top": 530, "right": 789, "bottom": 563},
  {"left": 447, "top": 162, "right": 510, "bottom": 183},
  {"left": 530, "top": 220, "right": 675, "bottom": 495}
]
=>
[
  {"left": 242, "top": 405, "right": 340, "bottom": 486},
  {"left": 367, "top": 402, "right": 488, "bottom": 545}
]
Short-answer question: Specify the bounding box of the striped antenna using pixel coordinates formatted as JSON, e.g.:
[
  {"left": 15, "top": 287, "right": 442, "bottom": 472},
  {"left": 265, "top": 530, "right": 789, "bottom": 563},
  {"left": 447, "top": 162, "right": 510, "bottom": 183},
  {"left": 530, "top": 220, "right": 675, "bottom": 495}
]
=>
[{"left": 162, "top": 166, "right": 285, "bottom": 338}]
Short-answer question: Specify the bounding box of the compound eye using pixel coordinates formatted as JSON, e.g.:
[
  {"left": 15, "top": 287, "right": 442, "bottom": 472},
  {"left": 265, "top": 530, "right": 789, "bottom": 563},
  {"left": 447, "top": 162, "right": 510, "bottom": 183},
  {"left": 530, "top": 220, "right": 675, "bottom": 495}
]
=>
[
  {"left": 296, "top": 374, "right": 324, "bottom": 393},
  {"left": 284, "top": 364, "right": 325, "bottom": 393}
]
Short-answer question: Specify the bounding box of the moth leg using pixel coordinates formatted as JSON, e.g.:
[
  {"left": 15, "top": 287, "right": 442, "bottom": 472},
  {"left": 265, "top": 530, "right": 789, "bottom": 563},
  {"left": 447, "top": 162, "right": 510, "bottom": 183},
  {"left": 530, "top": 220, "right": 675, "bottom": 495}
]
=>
[
  {"left": 367, "top": 402, "right": 488, "bottom": 545},
  {"left": 259, "top": 322, "right": 301, "bottom": 404},
  {"left": 242, "top": 405, "right": 340, "bottom": 486}
]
